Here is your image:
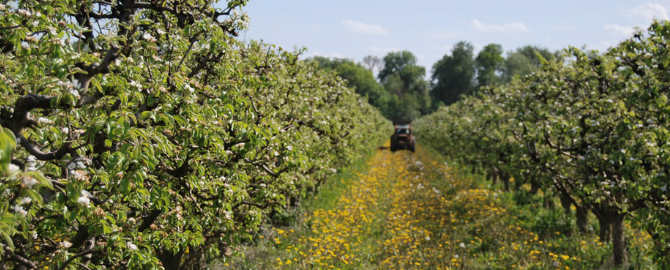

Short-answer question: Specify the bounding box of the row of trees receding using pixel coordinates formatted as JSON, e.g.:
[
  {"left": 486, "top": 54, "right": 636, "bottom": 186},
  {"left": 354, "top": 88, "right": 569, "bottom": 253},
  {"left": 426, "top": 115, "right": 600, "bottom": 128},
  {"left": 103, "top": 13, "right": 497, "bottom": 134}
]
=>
[
  {"left": 311, "top": 42, "right": 554, "bottom": 123},
  {"left": 414, "top": 21, "right": 670, "bottom": 267},
  {"left": 0, "top": 1, "right": 390, "bottom": 269}
]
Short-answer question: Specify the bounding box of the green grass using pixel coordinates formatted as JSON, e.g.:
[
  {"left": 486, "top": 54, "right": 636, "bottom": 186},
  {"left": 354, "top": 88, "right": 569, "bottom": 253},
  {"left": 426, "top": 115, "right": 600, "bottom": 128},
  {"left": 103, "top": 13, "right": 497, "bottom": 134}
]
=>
[
  {"left": 215, "top": 143, "right": 659, "bottom": 269},
  {"left": 213, "top": 146, "right": 381, "bottom": 269}
]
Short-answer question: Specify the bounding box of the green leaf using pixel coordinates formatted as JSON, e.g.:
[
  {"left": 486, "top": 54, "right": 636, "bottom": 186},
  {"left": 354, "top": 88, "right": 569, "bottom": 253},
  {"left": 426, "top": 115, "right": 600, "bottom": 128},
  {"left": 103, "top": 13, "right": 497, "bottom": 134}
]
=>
[{"left": 0, "top": 128, "right": 16, "bottom": 176}]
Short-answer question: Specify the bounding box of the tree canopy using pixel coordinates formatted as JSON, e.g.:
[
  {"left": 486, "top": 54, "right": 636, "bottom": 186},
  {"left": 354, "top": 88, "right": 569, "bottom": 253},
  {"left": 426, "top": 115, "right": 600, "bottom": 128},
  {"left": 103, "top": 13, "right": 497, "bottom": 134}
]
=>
[
  {"left": 431, "top": 41, "right": 475, "bottom": 106},
  {"left": 0, "top": 1, "right": 390, "bottom": 268},
  {"left": 475, "top": 43, "right": 504, "bottom": 87}
]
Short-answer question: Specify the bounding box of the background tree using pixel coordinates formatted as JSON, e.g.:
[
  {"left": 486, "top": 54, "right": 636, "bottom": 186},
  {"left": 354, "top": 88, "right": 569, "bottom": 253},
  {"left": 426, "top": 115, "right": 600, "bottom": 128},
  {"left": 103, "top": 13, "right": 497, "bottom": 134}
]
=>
[
  {"left": 503, "top": 45, "right": 555, "bottom": 82},
  {"left": 475, "top": 43, "right": 504, "bottom": 87},
  {"left": 431, "top": 41, "right": 475, "bottom": 106},
  {"left": 361, "top": 55, "right": 382, "bottom": 76},
  {"left": 309, "top": 57, "right": 390, "bottom": 110},
  {"left": 377, "top": 51, "right": 431, "bottom": 123}
]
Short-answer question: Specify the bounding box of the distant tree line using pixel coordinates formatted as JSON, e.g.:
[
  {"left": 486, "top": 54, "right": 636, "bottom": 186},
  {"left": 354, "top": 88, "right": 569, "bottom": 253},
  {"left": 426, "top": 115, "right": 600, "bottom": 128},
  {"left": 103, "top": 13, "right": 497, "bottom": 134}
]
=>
[{"left": 308, "top": 42, "right": 555, "bottom": 123}]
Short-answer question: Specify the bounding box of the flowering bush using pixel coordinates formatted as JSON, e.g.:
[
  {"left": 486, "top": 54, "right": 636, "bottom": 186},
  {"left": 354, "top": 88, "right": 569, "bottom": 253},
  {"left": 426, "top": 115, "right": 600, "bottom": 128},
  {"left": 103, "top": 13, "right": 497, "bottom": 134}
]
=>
[
  {"left": 415, "top": 21, "right": 670, "bottom": 267},
  {"left": 0, "top": 1, "right": 389, "bottom": 268}
]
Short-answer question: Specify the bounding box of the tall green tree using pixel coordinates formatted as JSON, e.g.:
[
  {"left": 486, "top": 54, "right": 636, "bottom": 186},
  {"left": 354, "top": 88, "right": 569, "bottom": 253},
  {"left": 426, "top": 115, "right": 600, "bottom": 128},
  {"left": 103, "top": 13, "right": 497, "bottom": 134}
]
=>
[
  {"left": 309, "top": 57, "right": 390, "bottom": 110},
  {"left": 361, "top": 55, "right": 382, "bottom": 76},
  {"left": 378, "top": 51, "right": 427, "bottom": 96},
  {"left": 377, "top": 51, "right": 431, "bottom": 123},
  {"left": 503, "top": 45, "right": 555, "bottom": 82},
  {"left": 475, "top": 43, "right": 504, "bottom": 87},
  {"left": 431, "top": 41, "right": 475, "bottom": 106}
]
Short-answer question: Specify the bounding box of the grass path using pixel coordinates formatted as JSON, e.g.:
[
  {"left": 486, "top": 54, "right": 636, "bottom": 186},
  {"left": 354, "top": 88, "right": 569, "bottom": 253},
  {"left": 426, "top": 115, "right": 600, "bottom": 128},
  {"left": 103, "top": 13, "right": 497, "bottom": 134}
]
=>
[
  {"left": 227, "top": 144, "right": 653, "bottom": 269},
  {"left": 265, "top": 145, "right": 478, "bottom": 269}
]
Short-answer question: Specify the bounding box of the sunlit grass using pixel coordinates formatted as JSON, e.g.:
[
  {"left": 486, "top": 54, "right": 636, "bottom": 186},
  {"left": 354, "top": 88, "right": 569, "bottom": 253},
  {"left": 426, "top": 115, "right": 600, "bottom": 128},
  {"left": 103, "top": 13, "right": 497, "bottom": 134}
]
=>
[{"left": 224, "top": 144, "right": 656, "bottom": 269}]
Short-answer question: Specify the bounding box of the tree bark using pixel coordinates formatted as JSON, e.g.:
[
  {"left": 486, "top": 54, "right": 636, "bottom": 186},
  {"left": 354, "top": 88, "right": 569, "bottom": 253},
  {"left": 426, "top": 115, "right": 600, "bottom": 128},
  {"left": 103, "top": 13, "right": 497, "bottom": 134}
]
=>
[
  {"left": 491, "top": 168, "right": 499, "bottom": 186},
  {"left": 543, "top": 194, "right": 555, "bottom": 209},
  {"left": 559, "top": 192, "right": 572, "bottom": 215},
  {"left": 529, "top": 178, "right": 540, "bottom": 194},
  {"left": 159, "top": 249, "right": 184, "bottom": 270},
  {"left": 576, "top": 206, "right": 588, "bottom": 233},
  {"left": 596, "top": 213, "right": 611, "bottom": 243},
  {"left": 501, "top": 171, "right": 510, "bottom": 191},
  {"left": 611, "top": 214, "right": 626, "bottom": 266}
]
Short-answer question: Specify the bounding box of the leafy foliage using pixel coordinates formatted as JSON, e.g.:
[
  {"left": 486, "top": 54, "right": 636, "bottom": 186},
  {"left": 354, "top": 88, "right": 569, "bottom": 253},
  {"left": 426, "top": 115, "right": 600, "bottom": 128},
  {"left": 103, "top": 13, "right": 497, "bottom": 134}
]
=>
[
  {"left": 415, "top": 21, "right": 670, "bottom": 267},
  {"left": 430, "top": 41, "right": 476, "bottom": 106},
  {"left": 0, "top": 1, "right": 390, "bottom": 269},
  {"left": 475, "top": 43, "right": 504, "bottom": 88}
]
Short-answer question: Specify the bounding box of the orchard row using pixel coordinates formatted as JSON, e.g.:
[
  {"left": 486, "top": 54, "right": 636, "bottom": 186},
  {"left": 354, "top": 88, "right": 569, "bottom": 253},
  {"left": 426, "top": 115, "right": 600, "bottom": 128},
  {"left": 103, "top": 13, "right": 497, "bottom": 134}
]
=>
[
  {"left": 414, "top": 21, "right": 670, "bottom": 267},
  {"left": 0, "top": 1, "right": 389, "bottom": 269}
]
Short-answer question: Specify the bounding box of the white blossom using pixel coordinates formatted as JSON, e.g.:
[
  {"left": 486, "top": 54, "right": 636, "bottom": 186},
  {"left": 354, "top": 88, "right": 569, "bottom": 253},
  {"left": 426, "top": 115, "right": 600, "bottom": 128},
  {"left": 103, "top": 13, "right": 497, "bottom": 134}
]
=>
[
  {"left": 77, "top": 195, "right": 90, "bottom": 206},
  {"left": 69, "top": 89, "right": 80, "bottom": 98},
  {"left": 71, "top": 170, "right": 88, "bottom": 181},
  {"left": 142, "top": 33, "right": 156, "bottom": 42},
  {"left": 37, "top": 117, "right": 53, "bottom": 125},
  {"left": 19, "top": 197, "right": 32, "bottom": 205},
  {"left": 184, "top": 84, "right": 194, "bottom": 93},
  {"left": 18, "top": 9, "right": 32, "bottom": 17},
  {"left": 13, "top": 205, "right": 27, "bottom": 217},
  {"left": 61, "top": 241, "right": 73, "bottom": 248},
  {"left": 26, "top": 155, "right": 37, "bottom": 170},
  {"left": 67, "top": 157, "right": 89, "bottom": 170},
  {"left": 8, "top": 164, "right": 20, "bottom": 174},
  {"left": 459, "top": 242, "right": 466, "bottom": 248},
  {"left": 77, "top": 190, "right": 92, "bottom": 206},
  {"left": 0, "top": 4, "right": 6, "bottom": 11},
  {"left": 233, "top": 142, "right": 245, "bottom": 148},
  {"left": 129, "top": 80, "right": 142, "bottom": 89},
  {"left": 22, "top": 176, "right": 39, "bottom": 188}
]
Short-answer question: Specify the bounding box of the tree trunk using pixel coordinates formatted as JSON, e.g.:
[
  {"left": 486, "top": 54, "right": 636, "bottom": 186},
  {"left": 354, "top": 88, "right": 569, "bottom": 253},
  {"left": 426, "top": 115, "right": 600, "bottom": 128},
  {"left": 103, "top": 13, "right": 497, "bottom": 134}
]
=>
[
  {"left": 543, "top": 194, "right": 555, "bottom": 209},
  {"left": 529, "top": 179, "right": 540, "bottom": 194},
  {"left": 559, "top": 192, "right": 572, "bottom": 215},
  {"left": 501, "top": 172, "right": 510, "bottom": 191},
  {"left": 576, "top": 206, "right": 588, "bottom": 233},
  {"left": 596, "top": 213, "right": 611, "bottom": 243},
  {"left": 514, "top": 174, "right": 523, "bottom": 191},
  {"left": 159, "top": 249, "right": 184, "bottom": 270},
  {"left": 491, "top": 168, "right": 499, "bottom": 186},
  {"left": 612, "top": 214, "right": 626, "bottom": 266}
]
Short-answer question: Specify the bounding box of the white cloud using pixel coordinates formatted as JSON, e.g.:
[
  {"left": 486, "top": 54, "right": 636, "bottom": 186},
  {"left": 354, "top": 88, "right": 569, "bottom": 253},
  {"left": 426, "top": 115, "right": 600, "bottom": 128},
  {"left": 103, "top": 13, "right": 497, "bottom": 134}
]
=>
[
  {"left": 342, "top": 19, "right": 389, "bottom": 36},
  {"left": 631, "top": 3, "right": 669, "bottom": 22},
  {"left": 472, "top": 19, "right": 528, "bottom": 33},
  {"left": 604, "top": 24, "right": 638, "bottom": 36}
]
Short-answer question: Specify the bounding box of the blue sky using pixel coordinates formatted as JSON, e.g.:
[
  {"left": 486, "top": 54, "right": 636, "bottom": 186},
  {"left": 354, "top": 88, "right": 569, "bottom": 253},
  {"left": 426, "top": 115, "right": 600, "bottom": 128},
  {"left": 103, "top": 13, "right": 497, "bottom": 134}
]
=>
[{"left": 237, "top": 0, "right": 670, "bottom": 73}]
